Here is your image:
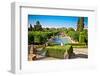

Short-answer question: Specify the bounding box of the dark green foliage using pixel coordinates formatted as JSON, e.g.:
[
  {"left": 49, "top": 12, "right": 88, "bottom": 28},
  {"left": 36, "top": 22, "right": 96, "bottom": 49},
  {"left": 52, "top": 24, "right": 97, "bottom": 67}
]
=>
[
  {"left": 79, "top": 32, "right": 85, "bottom": 43},
  {"left": 67, "top": 27, "right": 75, "bottom": 32},
  {"left": 34, "top": 34, "right": 43, "bottom": 44},
  {"left": 73, "top": 31, "right": 79, "bottom": 41},
  {"left": 67, "top": 31, "right": 73, "bottom": 37},
  {"left": 67, "top": 27, "right": 79, "bottom": 41},
  {"left": 83, "top": 29, "right": 88, "bottom": 45},
  {"left": 28, "top": 32, "right": 34, "bottom": 44},
  {"left": 79, "top": 30, "right": 88, "bottom": 44},
  {"left": 34, "top": 21, "right": 43, "bottom": 31},
  {"left": 67, "top": 43, "right": 86, "bottom": 46},
  {"left": 28, "top": 31, "right": 58, "bottom": 44},
  {"left": 30, "top": 24, "right": 33, "bottom": 31},
  {"left": 67, "top": 45, "right": 73, "bottom": 58},
  {"left": 48, "top": 42, "right": 59, "bottom": 46},
  {"left": 43, "top": 28, "right": 50, "bottom": 31},
  {"left": 77, "top": 17, "right": 84, "bottom": 32},
  {"left": 28, "top": 24, "right": 33, "bottom": 31},
  {"left": 43, "top": 45, "right": 73, "bottom": 59},
  {"left": 67, "top": 31, "right": 79, "bottom": 41},
  {"left": 67, "top": 17, "right": 88, "bottom": 44}
]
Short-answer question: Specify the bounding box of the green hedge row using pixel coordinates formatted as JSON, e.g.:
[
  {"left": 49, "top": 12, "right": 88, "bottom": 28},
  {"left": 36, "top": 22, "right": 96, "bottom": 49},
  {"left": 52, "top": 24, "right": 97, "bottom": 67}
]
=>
[
  {"left": 43, "top": 45, "right": 73, "bottom": 59},
  {"left": 67, "top": 43, "right": 86, "bottom": 46},
  {"left": 66, "top": 43, "right": 87, "bottom": 48},
  {"left": 79, "top": 31, "right": 87, "bottom": 43},
  {"left": 28, "top": 31, "right": 58, "bottom": 44},
  {"left": 67, "top": 29, "right": 88, "bottom": 44}
]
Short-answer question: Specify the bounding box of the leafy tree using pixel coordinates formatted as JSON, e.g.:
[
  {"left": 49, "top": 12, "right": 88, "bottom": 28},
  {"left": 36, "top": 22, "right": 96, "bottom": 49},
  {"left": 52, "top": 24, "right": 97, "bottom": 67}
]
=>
[
  {"left": 28, "top": 24, "right": 33, "bottom": 31},
  {"left": 67, "top": 27, "right": 75, "bottom": 32},
  {"left": 72, "top": 31, "right": 79, "bottom": 41},
  {"left": 68, "top": 31, "right": 79, "bottom": 41},
  {"left": 34, "top": 21, "right": 43, "bottom": 31},
  {"left": 28, "top": 31, "right": 56, "bottom": 44},
  {"left": 28, "top": 32, "right": 34, "bottom": 44},
  {"left": 30, "top": 24, "right": 33, "bottom": 31},
  {"left": 46, "top": 28, "right": 49, "bottom": 30},
  {"left": 77, "top": 17, "right": 84, "bottom": 32}
]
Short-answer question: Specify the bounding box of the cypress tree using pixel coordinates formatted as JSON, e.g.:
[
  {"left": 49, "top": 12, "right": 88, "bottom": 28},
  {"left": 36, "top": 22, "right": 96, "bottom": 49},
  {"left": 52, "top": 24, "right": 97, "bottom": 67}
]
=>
[
  {"left": 77, "top": 17, "right": 84, "bottom": 32},
  {"left": 30, "top": 24, "right": 33, "bottom": 31}
]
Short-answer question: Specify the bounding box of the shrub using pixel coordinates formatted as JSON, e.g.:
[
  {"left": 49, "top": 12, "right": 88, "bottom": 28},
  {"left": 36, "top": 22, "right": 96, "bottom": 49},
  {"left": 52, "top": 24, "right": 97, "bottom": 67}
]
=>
[
  {"left": 67, "top": 28, "right": 75, "bottom": 32},
  {"left": 66, "top": 43, "right": 87, "bottom": 48},
  {"left": 83, "top": 29, "right": 88, "bottom": 45},
  {"left": 67, "top": 45, "right": 73, "bottom": 55},
  {"left": 48, "top": 42, "right": 59, "bottom": 46},
  {"left": 28, "top": 32, "right": 34, "bottom": 44},
  {"left": 79, "top": 32, "right": 85, "bottom": 43},
  {"left": 67, "top": 31, "right": 79, "bottom": 41},
  {"left": 34, "top": 35, "right": 43, "bottom": 44},
  {"left": 43, "top": 45, "right": 73, "bottom": 59},
  {"left": 28, "top": 31, "right": 56, "bottom": 44}
]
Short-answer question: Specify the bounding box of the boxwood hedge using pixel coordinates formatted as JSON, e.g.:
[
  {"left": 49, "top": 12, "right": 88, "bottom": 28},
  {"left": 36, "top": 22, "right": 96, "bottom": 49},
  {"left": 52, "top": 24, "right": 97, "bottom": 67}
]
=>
[{"left": 43, "top": 45, "right": 73, "bottom": 59}]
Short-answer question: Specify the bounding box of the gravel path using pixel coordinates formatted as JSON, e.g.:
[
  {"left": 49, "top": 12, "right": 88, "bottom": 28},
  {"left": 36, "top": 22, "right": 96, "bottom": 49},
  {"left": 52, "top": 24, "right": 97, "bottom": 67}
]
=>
[{"left": 73, "top": 48, "right": 88, "bottom": 55}]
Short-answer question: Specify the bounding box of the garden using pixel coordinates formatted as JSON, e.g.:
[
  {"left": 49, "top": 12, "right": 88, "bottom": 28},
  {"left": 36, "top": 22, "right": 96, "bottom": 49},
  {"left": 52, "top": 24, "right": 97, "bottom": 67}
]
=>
[{"left": 28, "top": 16, "right": 88, "bottom": 61}]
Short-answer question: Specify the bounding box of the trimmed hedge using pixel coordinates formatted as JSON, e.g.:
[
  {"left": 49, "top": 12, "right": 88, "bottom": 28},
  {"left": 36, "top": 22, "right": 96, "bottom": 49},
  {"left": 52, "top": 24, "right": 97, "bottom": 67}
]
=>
[
  {"left": 67, "top": 43, "right": 86, "bottom": 46},
  {"left": 48, "top": 42, "right": 59, "bottom": 46},
  {"left": 79, "top": 32, "right": 85, "bottom": 43},
  {"left": 28, "top": 32, "right": 34, "bottom": 44},
  {"left": 43, "top": 45, "right": 73, "bottom": 59},
  {"left": 66, "top": 43, "right": 87, "bottom": 48},
  {"left": 28, "top": 31, "right": 59, "bottom": 44}
]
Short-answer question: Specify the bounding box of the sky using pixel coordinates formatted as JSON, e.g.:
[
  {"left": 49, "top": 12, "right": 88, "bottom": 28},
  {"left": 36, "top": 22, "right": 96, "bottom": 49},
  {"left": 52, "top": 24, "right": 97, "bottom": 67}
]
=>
[{"left": 28, "top": 15, "right": 88, "bottom": 29}]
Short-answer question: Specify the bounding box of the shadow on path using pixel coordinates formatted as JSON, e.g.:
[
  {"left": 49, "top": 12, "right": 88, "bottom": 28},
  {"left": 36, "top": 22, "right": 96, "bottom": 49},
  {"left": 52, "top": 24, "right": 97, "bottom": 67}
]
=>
[
  {"left": 36, "top": 56, "right": 47, "bottom": 60},
  {"left": 70, "top": 53, "right": 88, "bottom": 59}
]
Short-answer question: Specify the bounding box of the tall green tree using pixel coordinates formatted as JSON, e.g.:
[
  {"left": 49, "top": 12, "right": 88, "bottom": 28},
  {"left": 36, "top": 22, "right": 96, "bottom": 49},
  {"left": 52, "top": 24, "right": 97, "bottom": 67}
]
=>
[
  {"left": 34, "top": 21, "right": 43, "bottom": 31},
  {"left": 28, "top": 24, "right": 33, "bottom": 31},
  {"left": 77, "top": 17, "right": 84, "bottom": 32},
  {"left": 30, "top": 24, "right": 33, "bottom": 31}
]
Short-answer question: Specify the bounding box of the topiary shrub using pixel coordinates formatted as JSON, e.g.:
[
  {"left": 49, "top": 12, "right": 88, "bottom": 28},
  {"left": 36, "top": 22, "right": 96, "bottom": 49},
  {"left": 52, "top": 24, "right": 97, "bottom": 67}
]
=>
[
  {"left": 43, "top": 45, "right": 73, "bottom": 59},
  {"left": 79, "top": 32, "right": 85, "bottom": 43},
  {"left": 67, "top": 45, "right": 73, "bottom": 58}
]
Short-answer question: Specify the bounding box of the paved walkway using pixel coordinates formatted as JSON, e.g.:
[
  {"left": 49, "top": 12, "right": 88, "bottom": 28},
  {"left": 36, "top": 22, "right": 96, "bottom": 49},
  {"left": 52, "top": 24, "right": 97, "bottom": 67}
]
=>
[
  {"left": 73, "top": 48, "right": 88, "bottom": 55},
  {"left": 34, "top": 48, "right": 88, "bottom": 60},
  {"left": 71, "top": 48, "right": 88, "bottom": 59}
]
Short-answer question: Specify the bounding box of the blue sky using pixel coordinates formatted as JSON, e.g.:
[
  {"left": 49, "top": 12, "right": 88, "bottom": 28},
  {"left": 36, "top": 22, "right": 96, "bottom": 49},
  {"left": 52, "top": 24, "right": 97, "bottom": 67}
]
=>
[{"left": 28, "top": 15, "right": 88, "bottom": 29}]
